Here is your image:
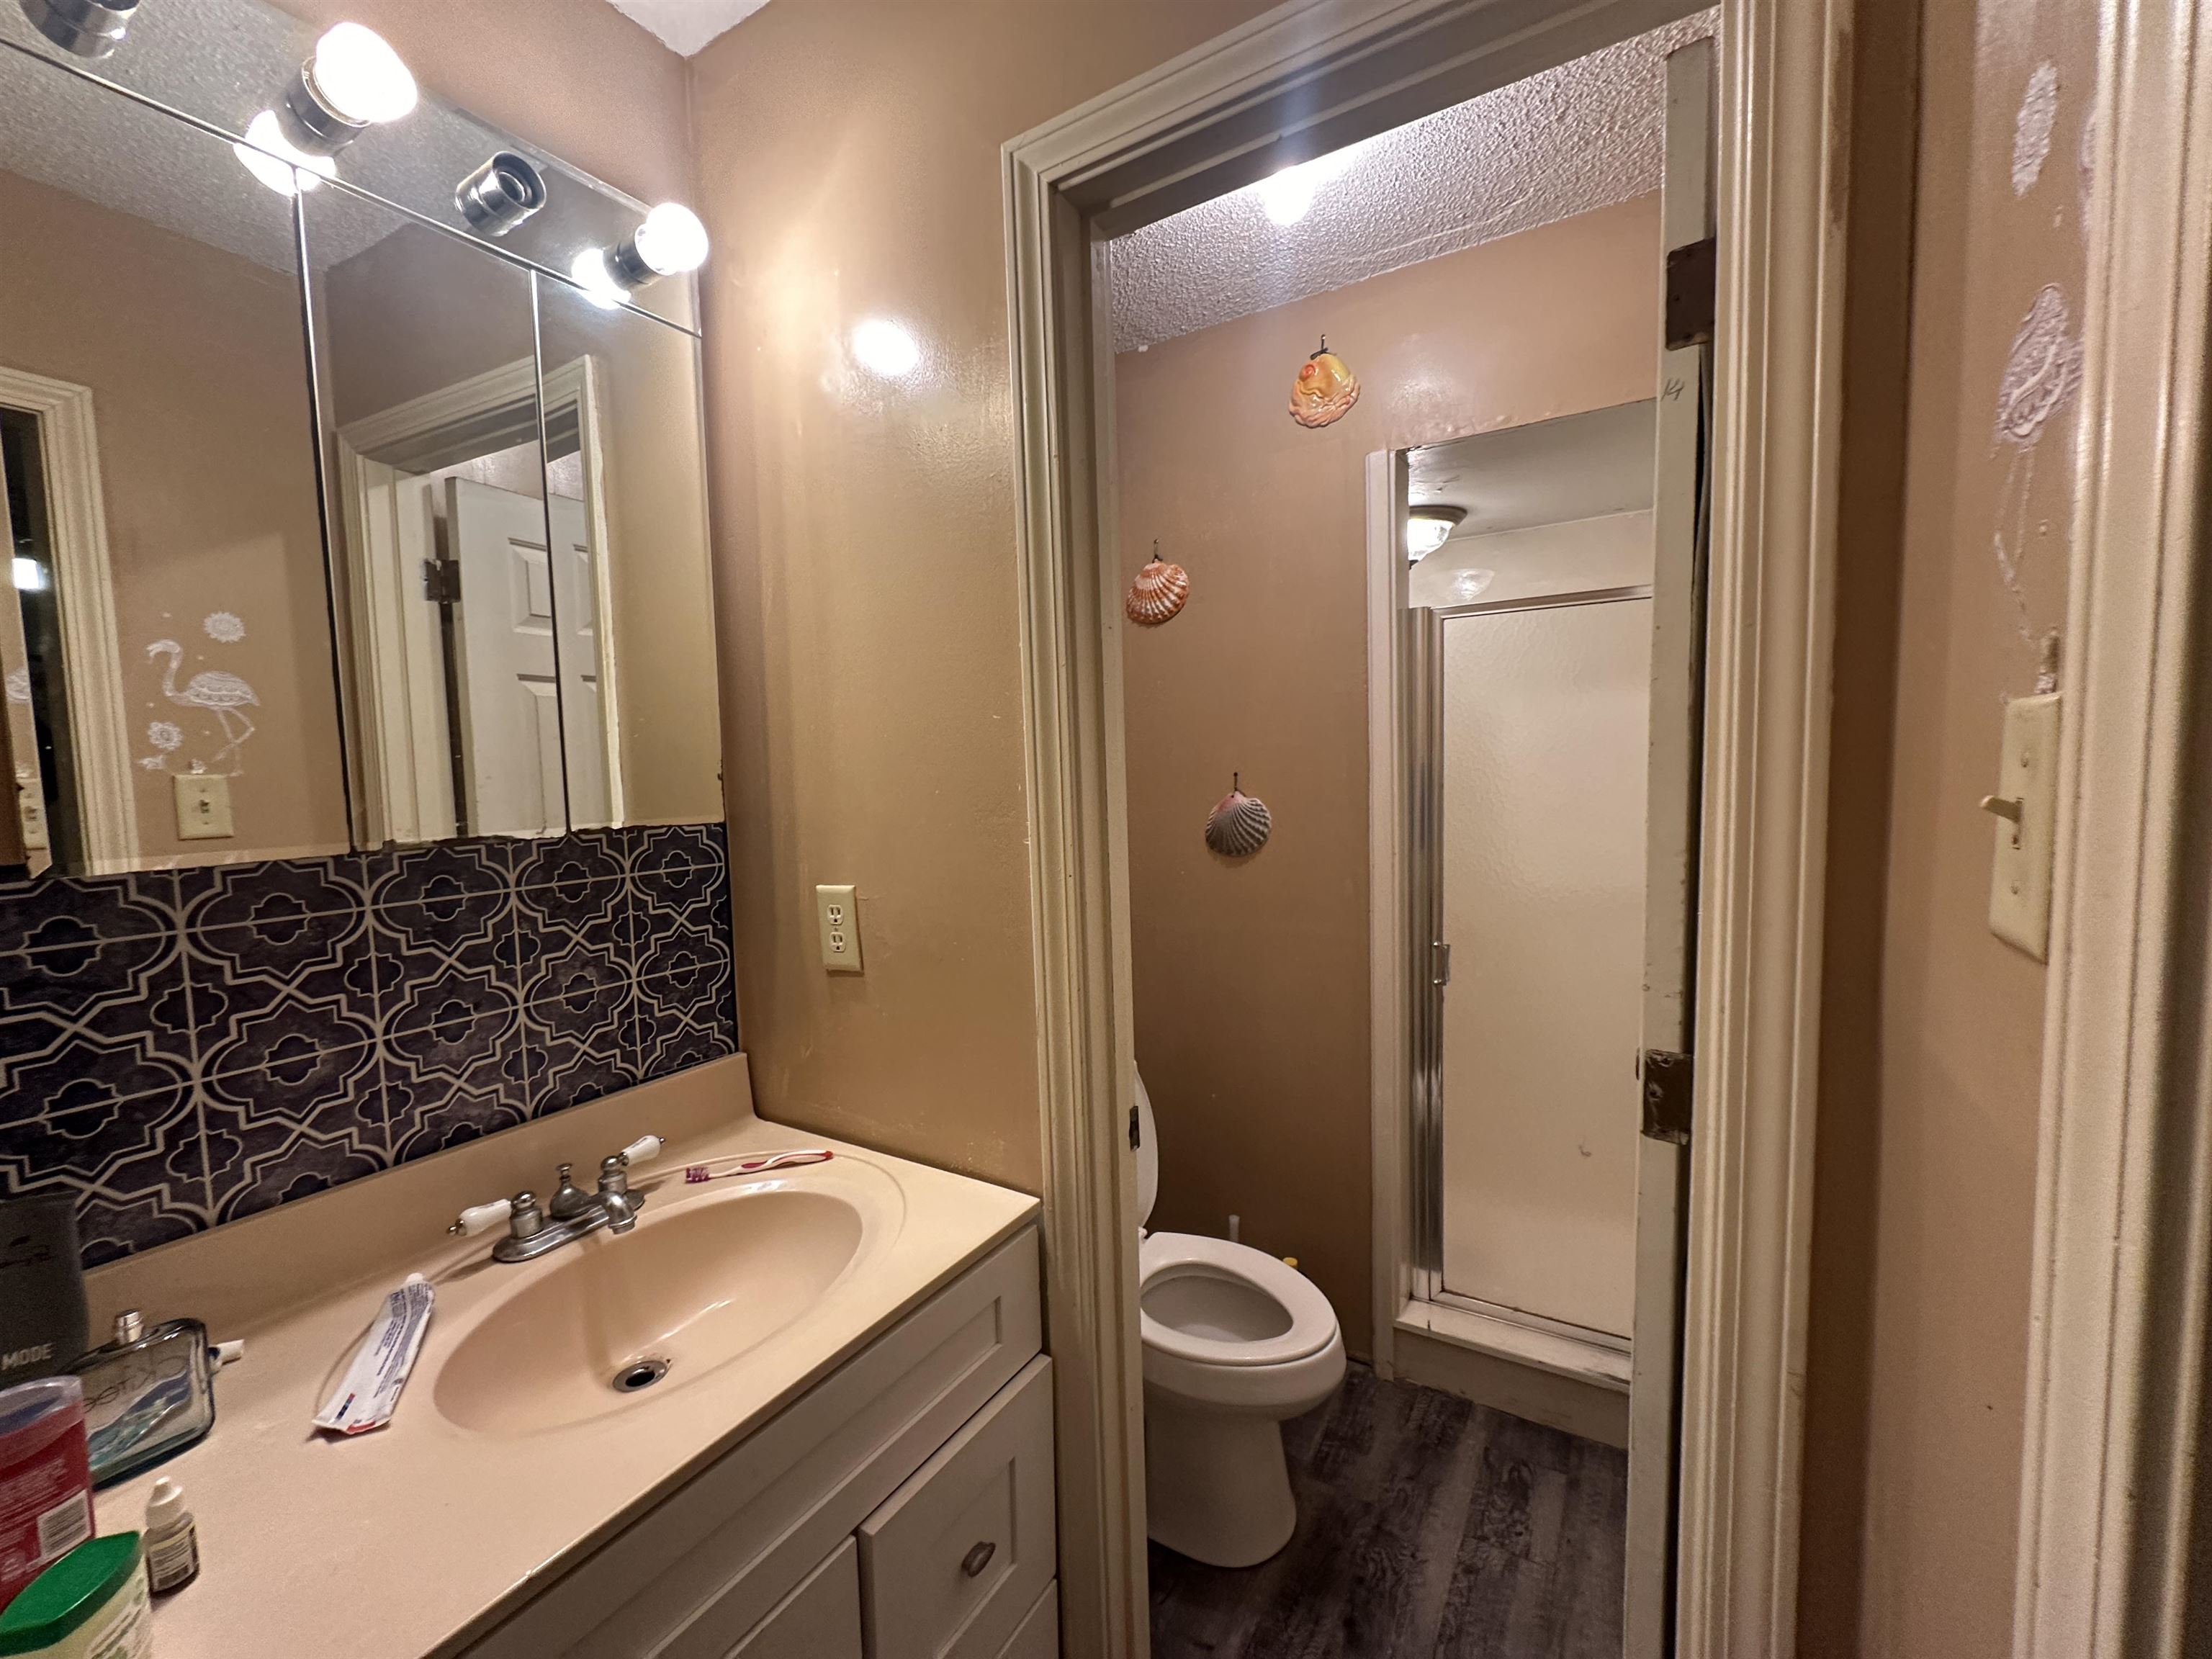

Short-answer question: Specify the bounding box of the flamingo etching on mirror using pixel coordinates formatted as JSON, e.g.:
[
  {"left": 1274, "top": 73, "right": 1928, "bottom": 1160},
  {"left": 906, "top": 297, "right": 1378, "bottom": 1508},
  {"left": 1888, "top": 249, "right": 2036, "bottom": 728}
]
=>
[{"left": 146, "top": 639, "right": 258, "bottom": 774}]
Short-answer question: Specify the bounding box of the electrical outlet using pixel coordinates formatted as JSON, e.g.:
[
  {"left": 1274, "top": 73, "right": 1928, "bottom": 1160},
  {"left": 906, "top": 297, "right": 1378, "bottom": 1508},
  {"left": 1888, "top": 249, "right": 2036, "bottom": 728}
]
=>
[
  {"left": 815, "top": 884, "right": 862, "bottom": 973},
  {"left": 15, "top": 783, "right": 46, "bottom": 853},
  {"left": 174, "top": 772, "right": 235, "bottom": 840}
]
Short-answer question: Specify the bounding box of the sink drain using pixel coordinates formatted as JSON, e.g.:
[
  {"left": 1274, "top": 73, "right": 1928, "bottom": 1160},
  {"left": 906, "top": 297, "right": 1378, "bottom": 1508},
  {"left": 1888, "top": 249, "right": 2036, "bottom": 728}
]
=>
[{"left": 612, "top": 1357, "right": 670, "bottom": 1393}]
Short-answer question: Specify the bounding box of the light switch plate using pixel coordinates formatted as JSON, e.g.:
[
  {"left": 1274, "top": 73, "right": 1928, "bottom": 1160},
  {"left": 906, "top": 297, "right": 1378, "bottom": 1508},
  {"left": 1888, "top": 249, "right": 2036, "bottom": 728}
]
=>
[
  {"left": 815, "top": 884, "right": 862, "bottom": 973},
  {"left": 1986, "top": 691, "right": 2061, "bottom": 961},
  {"left": 174, "top": 772, "right": 235, "bottom": 840}
]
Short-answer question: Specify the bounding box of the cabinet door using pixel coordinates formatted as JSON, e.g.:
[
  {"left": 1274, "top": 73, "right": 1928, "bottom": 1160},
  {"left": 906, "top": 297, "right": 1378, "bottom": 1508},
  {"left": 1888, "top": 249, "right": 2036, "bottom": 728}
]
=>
[
  {"left": 858, "top": 1357, "right": 1055, "bottom": 1659},
  {"left": 996, "top": 1583, "right": 1058, "bottom": 1659},
  {"left": 732, "top": 1539, "right": 860, "bottom": 1659}
]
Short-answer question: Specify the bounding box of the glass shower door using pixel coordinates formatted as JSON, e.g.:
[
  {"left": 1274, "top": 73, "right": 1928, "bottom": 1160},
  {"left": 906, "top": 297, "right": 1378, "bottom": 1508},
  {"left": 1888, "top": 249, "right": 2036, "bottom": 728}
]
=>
[{"left": 1431, "top": 592, "right": 1651, "bottom": 1340}]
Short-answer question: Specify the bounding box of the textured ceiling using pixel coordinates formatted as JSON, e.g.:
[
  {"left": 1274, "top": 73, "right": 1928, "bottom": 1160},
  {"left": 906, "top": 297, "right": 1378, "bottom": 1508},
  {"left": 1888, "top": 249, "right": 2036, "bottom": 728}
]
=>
[
  {"left": 605, "top": 0, "right": 770, "bottom": 56},
  {"left": 1108, "top": 10, "right": 1717, "bottom": 353}
]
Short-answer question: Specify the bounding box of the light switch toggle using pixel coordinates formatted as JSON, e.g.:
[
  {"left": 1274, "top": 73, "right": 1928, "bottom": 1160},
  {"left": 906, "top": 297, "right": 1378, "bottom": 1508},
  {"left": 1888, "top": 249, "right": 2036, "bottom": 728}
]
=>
[{"left": 1979, "top": 793, "right": 2025, "bottom": 839}]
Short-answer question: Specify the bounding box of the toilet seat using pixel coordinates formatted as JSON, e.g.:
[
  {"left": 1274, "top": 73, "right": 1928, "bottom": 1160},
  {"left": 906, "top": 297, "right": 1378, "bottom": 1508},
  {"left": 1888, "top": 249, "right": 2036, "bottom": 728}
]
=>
[{"left": 1138, "top": 1232, "right": 1338, "bottom": 1368}]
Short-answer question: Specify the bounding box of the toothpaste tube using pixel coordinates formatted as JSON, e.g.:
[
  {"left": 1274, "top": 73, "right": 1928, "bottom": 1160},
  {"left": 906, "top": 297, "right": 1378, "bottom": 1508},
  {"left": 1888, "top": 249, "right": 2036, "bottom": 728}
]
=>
[{"left": 313, "top": 1276, "right": 433, "bottom": 1437}]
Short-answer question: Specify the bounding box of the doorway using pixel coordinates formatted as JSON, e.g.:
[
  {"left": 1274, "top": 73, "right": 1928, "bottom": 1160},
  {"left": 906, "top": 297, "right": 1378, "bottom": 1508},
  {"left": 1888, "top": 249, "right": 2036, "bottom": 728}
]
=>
[{"left": 1004, "top": 2, "right": 1851, "bottom": 1655}]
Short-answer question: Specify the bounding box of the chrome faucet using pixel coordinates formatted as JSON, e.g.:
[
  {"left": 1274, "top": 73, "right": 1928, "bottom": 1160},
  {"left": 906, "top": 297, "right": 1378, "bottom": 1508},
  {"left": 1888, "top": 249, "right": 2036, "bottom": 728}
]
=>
[{"left": 449, "top": 1135, "right": 663, "bottom": 1263}]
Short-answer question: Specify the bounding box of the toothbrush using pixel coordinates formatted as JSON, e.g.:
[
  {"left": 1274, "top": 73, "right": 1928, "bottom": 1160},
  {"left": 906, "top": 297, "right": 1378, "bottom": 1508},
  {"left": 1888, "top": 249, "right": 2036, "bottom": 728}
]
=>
[{"left": 683, "top": 1150, "right": 834, "bottom": 1183}]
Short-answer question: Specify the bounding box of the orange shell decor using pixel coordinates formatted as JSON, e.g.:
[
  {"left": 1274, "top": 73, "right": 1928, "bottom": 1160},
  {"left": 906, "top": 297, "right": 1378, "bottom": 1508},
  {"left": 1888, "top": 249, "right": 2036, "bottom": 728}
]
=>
[
  {"left": 1124, "top": 551, "right": 1190, "bottom": 626},
  {"left": 1289, "top": 338, "right": 1360, "bottom": 428},
  {"left": 1204, "top": 775, "right": 1272, "bottom": 858}
]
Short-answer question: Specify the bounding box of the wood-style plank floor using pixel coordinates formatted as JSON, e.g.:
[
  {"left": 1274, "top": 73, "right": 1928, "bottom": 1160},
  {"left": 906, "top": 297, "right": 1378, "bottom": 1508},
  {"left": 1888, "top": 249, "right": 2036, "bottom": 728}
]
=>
[{"left": 1148, "top": 1364, "right": 1627, "bottom": 1659}]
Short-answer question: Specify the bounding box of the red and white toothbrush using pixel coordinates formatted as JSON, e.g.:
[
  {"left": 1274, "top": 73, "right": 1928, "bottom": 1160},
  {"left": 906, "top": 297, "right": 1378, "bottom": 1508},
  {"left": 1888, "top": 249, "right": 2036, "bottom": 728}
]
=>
[{"left": 683, "top": 1149, "right": 835, "bottom": 1183}]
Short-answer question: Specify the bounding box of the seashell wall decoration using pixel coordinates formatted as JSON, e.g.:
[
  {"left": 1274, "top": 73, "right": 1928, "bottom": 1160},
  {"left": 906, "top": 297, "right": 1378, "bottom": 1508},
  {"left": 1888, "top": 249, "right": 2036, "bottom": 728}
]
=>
[
  {"left": 1125, "top": 541, "right": 1190, "bottom": 626},
  {"left": 1288, "top": 336, "right": 1360, "bottom": 429},
  {"left": 1204, "top": 773, "right": 1272, "bottom": 858}
]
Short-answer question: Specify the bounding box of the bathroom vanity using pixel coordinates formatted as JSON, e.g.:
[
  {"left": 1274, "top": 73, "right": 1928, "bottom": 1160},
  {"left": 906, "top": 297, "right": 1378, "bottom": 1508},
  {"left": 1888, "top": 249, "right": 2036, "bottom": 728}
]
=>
[{"left": 84, "top": 1058, "right": 1057, "bottom": 1658}]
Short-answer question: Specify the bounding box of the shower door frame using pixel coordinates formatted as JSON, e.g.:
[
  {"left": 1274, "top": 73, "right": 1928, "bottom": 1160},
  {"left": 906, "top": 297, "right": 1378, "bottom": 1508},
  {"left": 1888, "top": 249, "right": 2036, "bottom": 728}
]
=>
[{"left": 1406, "top": 584, "right": 1656, "bottom": 1364}]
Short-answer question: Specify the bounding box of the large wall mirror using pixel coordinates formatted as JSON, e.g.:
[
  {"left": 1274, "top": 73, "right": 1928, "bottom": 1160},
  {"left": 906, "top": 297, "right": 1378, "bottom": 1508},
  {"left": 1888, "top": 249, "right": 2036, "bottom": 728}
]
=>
[{"left": 0, "top": 12, "right": 721, "bottom": 874}]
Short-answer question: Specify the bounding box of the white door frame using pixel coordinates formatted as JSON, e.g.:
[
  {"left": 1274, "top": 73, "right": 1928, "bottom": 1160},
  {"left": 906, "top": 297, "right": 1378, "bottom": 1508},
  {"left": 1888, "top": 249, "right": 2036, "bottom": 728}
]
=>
[
  {"left": 334, "top": 352, "right": 622, "bottom": 844},
  {"left": 1004, "top": 1, "right": 1853, "bottom": 1653},
  {"left": 0, "top": 365, "right": 137, "bottom": 872},
  {"left": 2011, "top": 1, "right": 2212, "bottom": 1653}
]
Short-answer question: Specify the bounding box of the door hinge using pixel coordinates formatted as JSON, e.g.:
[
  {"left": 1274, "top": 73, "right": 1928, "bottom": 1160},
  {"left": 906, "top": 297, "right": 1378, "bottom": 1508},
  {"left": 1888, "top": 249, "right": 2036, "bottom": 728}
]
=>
[
  {"left": 1640, "top": 1048, "right": 1694, "bottom": 1144},
  {"left": 423, "top": 558, "right": 462, "bottom": 604},
  {"left": 1432, "top": 940, "right": 1452, "bottom": 988},
  {"left": 1129, "top": 1103, "right": 1141, "bottom": 1150},
  {"left": 1664, "top": 235, "right": 1717, "bottom": 350}
]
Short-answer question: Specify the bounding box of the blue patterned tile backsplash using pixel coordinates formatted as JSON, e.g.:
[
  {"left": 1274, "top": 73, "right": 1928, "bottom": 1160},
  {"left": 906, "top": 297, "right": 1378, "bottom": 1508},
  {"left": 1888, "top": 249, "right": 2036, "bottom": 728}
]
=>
[{"left": 0, "top": 824, "right": 737, "bottom": 1267}]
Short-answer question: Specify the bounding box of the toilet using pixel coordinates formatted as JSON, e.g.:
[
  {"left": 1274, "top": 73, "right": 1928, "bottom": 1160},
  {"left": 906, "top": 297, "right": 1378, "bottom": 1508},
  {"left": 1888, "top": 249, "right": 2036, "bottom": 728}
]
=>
[{"left": 1136, "top": 1072, "right": 1346, "bottom": 1568}]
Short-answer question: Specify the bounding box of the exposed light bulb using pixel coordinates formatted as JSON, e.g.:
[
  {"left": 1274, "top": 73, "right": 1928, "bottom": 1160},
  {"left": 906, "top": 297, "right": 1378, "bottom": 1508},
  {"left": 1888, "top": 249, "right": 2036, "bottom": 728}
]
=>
[
  {"left": 1255, "top": 148, "right": 1358, "bottom": 228},
  {"left": 11, "top": 557, "right": 46, "bottom": 593},
  {"left": 568, "top": 248, "right": 626, "bottom": 310},
  {"left": 310, "top": 22, "right": 417, "bottom": 125},
  {"left": 235, "top": 109, "right": 336, "bottom": 196},
  {"left": 851, "top": 318, "right": 921, "bottom": 378},
  {"left": 631, "top": 203, "right": 709, "bottom": 276}
]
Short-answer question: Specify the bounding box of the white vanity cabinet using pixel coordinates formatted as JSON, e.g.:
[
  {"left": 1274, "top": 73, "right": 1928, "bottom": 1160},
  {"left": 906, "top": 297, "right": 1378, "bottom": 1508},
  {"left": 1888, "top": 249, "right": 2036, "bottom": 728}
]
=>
[{"left": 464, "top": 1228, "right": 1056, "bottom": 1659}]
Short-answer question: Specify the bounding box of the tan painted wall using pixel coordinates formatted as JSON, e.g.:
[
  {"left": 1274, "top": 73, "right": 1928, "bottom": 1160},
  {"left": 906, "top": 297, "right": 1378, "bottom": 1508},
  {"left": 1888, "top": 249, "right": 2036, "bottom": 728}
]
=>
[
  {"left": 1112, "top": 202, "right": 1659, "bottom": 1352},
  {"left": 686, "top": 0, "right": 1280, "bottom": 1190},
  {"left": 1798, "top": 0, "right": 2095, "bottom": 1650},
  {"left": 0, "top": 167, "right": 346, "bottom": 865},
  {"left": 269, "top": 0, "right": 693, "bottom": 207}
]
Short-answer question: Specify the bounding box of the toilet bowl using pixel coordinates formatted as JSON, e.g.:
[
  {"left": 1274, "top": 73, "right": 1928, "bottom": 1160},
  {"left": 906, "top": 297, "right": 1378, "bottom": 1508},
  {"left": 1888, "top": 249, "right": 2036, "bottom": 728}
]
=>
[{"left": 1135, "top": 1073, "right": 1346, "bottom": 1568}]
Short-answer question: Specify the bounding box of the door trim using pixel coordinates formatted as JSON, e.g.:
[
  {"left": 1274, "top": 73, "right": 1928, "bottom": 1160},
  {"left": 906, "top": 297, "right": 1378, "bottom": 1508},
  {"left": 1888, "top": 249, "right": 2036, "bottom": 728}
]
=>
[
  {"left": 2011, "top": 1, "right": 2212, "bottom": 1652},
  {"left": 0, "top": 365, "right": 136, "bottom": 873},
  {"left": 1004, "top": 1, "right": 1851, "bottom": 1652}
]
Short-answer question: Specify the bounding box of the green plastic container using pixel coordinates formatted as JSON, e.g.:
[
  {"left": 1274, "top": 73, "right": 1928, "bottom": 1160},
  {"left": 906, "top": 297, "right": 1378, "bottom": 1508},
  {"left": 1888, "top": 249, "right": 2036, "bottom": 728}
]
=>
[{"left": 0, "top": 1534, "right": 150, "bottom": 1657}]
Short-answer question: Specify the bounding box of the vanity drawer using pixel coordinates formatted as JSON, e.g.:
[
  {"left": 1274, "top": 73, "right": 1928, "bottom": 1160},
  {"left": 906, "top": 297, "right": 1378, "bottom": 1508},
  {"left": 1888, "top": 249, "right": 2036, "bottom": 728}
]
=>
[
  {"left": 732, "top": 1539, "right": 861, "bottom": 1659},
  {"left": 996, "top": 1583, "right": 1058, "bottom": 1659},
  {"left": 858, "top": 1356, "right": 1056, "bottom": 1659}
]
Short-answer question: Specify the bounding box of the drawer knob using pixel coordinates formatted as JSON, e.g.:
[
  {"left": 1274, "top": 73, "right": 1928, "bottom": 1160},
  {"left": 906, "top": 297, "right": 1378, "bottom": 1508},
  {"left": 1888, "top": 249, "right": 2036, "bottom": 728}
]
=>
[{"left": 961, "top": 1540, "right": 997, "bottom": 1578}]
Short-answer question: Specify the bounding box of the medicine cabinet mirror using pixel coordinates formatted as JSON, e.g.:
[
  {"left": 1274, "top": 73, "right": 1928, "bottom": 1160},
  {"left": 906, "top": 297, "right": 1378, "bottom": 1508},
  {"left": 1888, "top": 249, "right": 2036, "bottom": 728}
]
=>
[{"left": 0, "top": 4, "right": 721, "bottom": 875}]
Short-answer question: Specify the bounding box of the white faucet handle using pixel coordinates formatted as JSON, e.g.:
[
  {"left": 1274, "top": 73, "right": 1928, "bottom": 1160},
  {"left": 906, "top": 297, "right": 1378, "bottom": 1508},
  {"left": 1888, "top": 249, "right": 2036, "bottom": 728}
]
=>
[
  {"left": 451, "top": 1197, "right": 513, "bottom": 1237},
  {"left": 620, "top": 1134, "right": 664, "bottom": 1168}
]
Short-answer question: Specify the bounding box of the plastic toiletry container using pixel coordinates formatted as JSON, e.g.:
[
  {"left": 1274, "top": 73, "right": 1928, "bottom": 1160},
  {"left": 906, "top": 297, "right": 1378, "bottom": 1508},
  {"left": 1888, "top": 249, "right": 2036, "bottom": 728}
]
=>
[
  {"left": 0, "top": 1533, "right": 150, "bottom": 1658},
  {"left": 68, "top": 1314, "right": 214, "bottom": 1488},
  {"left": 0, "top": 1377, "right": 91, "bottom": 1611},
  {"left": 138, "top": 1483, "right": 193, "bottom": 1596}
]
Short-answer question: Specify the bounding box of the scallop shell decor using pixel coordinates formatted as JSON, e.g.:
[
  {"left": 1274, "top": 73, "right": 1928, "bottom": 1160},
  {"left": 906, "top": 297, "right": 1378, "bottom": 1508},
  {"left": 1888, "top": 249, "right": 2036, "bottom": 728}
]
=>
[
  {"left": 1125, "top": 544, "right": 1190, "bottom": 627},
  {"left": 1204, "top": 774, "right": 1273, "bottom": 858},
  {"left": 1288, "top": 336, "right": 1360, "bottom": 429}
]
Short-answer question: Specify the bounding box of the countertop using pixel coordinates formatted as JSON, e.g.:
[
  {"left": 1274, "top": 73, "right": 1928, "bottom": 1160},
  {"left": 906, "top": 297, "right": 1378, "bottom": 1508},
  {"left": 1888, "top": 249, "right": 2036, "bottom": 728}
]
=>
[{"left": 80, "top": 1076, "right": 1038, "bottom": 1658}]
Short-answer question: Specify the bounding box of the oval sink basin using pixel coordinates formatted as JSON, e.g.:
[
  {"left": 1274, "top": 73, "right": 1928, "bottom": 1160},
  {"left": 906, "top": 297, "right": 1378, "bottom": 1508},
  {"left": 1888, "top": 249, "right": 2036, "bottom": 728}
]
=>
[{"left": 433, "top": 1187, "right": 866, "bottom": 1436}]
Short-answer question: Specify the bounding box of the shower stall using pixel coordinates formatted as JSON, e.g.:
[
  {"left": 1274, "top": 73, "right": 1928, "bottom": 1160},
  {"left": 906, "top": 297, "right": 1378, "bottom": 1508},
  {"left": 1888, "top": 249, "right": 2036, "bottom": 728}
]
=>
[{"left": 1397, "top": 400, "right": 1658, "bottom": 1389}]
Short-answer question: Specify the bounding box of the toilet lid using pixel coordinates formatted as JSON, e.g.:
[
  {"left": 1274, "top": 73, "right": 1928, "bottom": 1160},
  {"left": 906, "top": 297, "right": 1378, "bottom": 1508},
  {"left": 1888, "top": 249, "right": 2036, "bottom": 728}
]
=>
[{"left": 1138, "top": 1231, "right": 1339, "bottom": 1367}]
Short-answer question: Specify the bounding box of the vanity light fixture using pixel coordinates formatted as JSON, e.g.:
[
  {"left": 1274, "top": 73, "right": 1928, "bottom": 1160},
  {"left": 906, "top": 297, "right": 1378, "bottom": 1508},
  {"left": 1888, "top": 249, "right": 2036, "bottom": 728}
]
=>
[
  {"left": 234, "top": 109, "right": 338, "bottom": 197},
  {"left": 456, "top": 152, "right": 547, "bottom": 235},
  {"left": 275, "top": 22, "right": 418, "bottom": 158},
  {"left": 17, "top": 0, "right": 138, "bottom": 59},
  {"left": 570, "top": 204, "right": 710, "bottom": 307},
  {"left": 1406, "top": 505, "right": 1466, "bottom": 562}
]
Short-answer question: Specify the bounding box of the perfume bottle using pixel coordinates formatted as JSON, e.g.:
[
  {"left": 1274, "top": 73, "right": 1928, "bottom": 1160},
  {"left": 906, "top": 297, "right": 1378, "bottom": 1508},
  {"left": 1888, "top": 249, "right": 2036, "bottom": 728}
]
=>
[{"left": 68, "top": 1311, "right": 216, "bottom": 1488}]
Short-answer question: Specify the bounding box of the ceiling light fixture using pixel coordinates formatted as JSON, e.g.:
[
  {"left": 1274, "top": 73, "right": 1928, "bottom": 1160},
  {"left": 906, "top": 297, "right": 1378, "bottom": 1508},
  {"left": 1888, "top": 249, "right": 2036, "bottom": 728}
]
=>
[
  {"left": 1406, "top": 505, "right": 1467, "bottom": 562},
  {"left": 455, "top": 151, "right": 547, "bottom": 235},
  {"left": 17, "top": 0, "right": 138, "bottom": 59},
  {"left": 1256, "top": 147, "right": 1358, "bottom": 228},
  {"left": 851, "top": 318, "right": 922, "bottom": 378},
  {"left": 234, "top": 109, "right": 338, "bottom": 196},
  {"left": 276, "top": 22, "right": 418, "bottom": 158}
]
